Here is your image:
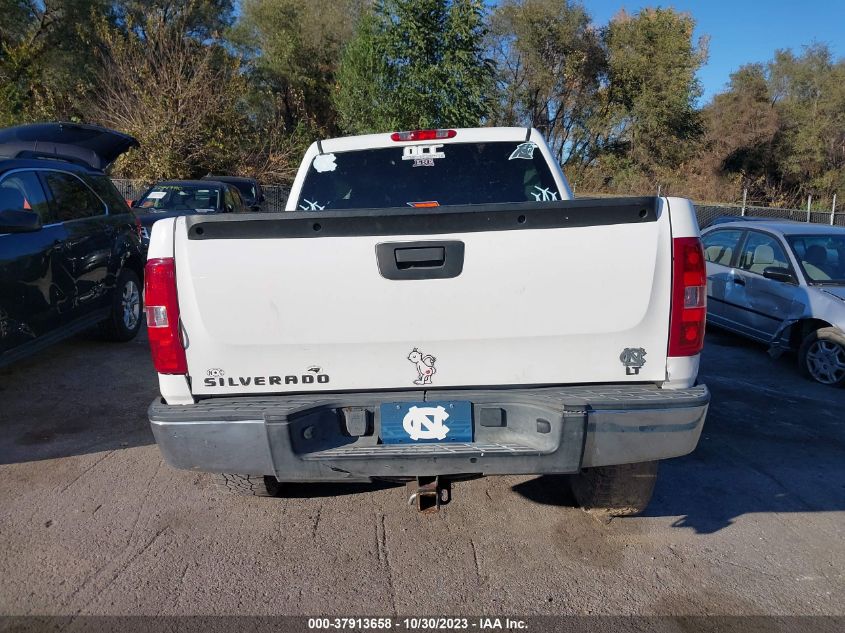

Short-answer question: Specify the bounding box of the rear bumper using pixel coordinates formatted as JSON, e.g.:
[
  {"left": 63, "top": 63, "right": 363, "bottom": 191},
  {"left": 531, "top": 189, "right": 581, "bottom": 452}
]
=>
[{"left": 149, "top": 384, "right": 709, "bottom": 482}]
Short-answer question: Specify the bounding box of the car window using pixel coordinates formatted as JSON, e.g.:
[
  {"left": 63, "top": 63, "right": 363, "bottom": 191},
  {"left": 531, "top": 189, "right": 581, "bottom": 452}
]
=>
[
  {"left": 41, "top": 171, "right": 105, "bottom": 221},
  {"left": 297, "top": 142, "right": 561, "bottom": 210},
  {"left": 231, "top": 188, "right": 246, "bottom": 211},
  {"left": 233, "top": 181, "right": 256, "bottom": 203},
  {"left": 786, "top": 235, "right": 845, "bottom": 283},
  {"left": 0, "top": 170, "right": 54, "bottom": 223},
  {"left": 702, "top": 229, "right": 743, "bottom": 266},
  {"left": 136, "top": 184, "right": 220, "bottom": 213},
  {"left": 223, "top": 188, "right": 235, "bottom": 212},
  {"left": 84, "top": 174, "right": 130, "bottom": 214},
  {"left": 737, "top": 231, "right": 790, "bottom": 275}
]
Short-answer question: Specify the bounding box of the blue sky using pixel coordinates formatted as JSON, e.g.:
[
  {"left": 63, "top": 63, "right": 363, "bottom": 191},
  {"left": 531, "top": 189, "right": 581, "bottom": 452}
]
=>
[{"left": 585, "top": 0, "right": 844, "bottom": 104}]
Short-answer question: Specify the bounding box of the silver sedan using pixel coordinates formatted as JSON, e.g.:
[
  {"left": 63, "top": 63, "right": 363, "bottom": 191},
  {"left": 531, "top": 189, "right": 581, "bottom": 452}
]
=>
[{"left": 701, "top": 220, "right": 845, "bottom": 386}]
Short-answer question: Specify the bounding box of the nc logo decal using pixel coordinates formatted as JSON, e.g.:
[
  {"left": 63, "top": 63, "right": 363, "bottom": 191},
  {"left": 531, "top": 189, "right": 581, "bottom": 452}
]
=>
[{"left": 403, "top": 405, "right": 450, "bottom": 441}]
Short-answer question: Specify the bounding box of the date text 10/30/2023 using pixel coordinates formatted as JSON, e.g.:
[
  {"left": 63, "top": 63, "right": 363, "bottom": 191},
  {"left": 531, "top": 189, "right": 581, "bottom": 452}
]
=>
[{"left": 307, "top": 617, "right": 528, "bottom": 630}]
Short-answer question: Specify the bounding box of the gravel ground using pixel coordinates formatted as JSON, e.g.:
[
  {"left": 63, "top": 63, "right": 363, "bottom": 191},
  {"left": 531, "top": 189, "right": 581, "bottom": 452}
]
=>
[{"left": 0, "top": 327, "right": 843, "bottom": 618}]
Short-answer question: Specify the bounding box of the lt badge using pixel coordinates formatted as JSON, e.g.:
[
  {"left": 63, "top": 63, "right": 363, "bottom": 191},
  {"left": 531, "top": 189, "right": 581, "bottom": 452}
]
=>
[{"left": 620, "top": 347, "right": 647, "bottom": 375}]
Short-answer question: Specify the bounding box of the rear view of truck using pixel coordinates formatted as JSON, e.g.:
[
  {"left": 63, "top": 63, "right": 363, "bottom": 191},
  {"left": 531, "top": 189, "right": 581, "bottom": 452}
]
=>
[{"left": 144, "top": 127, "right": 709, "bottom": 515}]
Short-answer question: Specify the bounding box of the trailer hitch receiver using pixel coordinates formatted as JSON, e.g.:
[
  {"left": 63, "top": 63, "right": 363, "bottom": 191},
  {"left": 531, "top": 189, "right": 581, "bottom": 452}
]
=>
[{"left": 407, "top": 476, "right": 451, "bottom": 513}]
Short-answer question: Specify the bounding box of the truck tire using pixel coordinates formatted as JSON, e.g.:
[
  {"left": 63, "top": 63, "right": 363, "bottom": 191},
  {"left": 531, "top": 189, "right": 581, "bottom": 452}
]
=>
[
  {"left": 798, "top": 327, "right": 845, "bottom": 387},
  {"left": 99, "top": 269, "right": 143, "bottom": 341},
  {"left": 569, "top": 461, "right": 658, "bottom": 517},
  {"left": 215, "top": 473, "right": 284, "bottom": 497}
]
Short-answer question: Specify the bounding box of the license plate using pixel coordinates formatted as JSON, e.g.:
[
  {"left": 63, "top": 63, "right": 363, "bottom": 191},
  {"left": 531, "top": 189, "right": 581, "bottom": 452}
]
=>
[{"left": 380, "top": 401, "right": 473, "bottom": 444}]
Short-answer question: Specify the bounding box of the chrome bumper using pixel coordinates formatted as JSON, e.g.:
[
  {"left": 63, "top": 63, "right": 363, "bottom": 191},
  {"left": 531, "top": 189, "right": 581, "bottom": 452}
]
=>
[{"left": 149, "top": 384, "right": 709, "bottom": 481}]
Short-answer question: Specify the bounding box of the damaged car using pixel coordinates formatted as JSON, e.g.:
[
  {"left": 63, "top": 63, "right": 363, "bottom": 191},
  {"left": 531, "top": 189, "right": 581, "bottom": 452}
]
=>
[
  {"left": 702, "top": 220, "right": 845, "bottom": 385},
  {"left": 0, "top": 122, "right": 144, "bottom": 366}
]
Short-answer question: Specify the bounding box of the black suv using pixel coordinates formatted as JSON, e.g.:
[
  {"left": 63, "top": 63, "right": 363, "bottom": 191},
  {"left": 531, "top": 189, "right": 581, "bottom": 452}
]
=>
[
  {"left": 202, "top": 175, "right": 265, "bottom": 211},
  {"left": 0, "top": 123, "right": 146, "bottom": 367}
]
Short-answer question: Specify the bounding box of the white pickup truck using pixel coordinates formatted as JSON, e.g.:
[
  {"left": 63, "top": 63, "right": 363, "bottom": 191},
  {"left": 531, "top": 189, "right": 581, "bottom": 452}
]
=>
[{"left": 144, "top": 127, "right": 709, "bottom": 515}]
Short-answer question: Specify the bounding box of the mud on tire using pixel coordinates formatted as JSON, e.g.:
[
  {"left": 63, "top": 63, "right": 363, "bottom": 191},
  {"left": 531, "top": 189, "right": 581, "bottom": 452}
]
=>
[
  {"left": 215, "top": 474, "right": 284, "bottom": 497},
  {"left": 569, "top": 461, "right": 658, "bottom": 517}
]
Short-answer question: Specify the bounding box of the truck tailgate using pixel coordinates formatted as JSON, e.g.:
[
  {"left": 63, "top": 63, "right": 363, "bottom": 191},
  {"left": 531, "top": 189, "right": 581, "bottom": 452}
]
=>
[{"left": 174, "top": 198, "right": 671, "bottom": 395}]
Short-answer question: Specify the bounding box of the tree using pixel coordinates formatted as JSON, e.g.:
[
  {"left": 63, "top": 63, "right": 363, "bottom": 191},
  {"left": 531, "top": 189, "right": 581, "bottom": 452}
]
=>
[
  {"left": 113, "top": 0, "right": 235, "bottom": 39},
  {"left": 234, "top": 0, "right": 364, "bottom": 133},
  {"left": 334, "top": 0, "right": 495, "bottom": 134},
  {"left": 0, "top": 1, "right": 114, "bottom": 126},
  {"left": 603, "top": 8, "right": 707, "bottom": 186},
  {"left": 768, "top": 44, "right": 845, "bottom": 201},
  {"left": 690, "top": 45, "right": 845, "bottom": 207},
  {"left": 94, "top": 13, "right": 248, "bottom": 180},
  {"left": 695, "top": 64, "right": 781, "bottom": 203},
  {"left": 489, "top": 0, "right": 608, "bottom": 169}
]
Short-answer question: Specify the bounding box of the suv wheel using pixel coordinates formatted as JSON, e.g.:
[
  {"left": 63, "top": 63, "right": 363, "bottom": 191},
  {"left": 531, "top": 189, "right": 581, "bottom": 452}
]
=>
[
  {"left": 100, "top": 269, "right": 142, "bottom": 341},
  {"left": 799, "top": 327, "right": 845, "bottom": 386},
  {"left": 569, "top": 461, "right": 658, "bottom": 518}
]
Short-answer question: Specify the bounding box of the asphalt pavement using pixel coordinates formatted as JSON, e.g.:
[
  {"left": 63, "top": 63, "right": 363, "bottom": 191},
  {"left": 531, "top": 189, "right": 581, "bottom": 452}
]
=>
[{"left": 0, "top": 327, "right": 843, "bottom": 618}]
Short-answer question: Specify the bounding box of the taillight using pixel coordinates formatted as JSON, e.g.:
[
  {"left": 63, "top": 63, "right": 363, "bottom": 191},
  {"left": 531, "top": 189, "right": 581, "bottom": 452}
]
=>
[
  {"left": 144, "top": 257, "right": 187, "bottom": 374},
  {"left": 391, "top": 129, "right": 456, "bottom": 142},
  {"left": 668, "top": 237, "right": 707, "bottom": 357}
]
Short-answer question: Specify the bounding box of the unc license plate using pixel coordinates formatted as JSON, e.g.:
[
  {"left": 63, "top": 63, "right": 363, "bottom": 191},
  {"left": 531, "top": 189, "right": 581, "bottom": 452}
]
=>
[{"left": 380, "top": 401, "right": 473, "bottom": 444}]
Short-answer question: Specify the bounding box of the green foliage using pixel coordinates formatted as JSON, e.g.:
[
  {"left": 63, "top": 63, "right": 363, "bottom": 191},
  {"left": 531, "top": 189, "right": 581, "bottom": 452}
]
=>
[
  {"left": 1, "top": 0, "right": 844, "bottom": 201},
  {"left": 94, "top": 13, "right": 249, "bottom": 181},
  {"left": 334, "top": 0, "right": 495, "bottom": 134},
  {"left": 604, "top": 8, "right": 708, "bottom": 173},
  {"left": 333, "top": 11, "right": 396, "bottom": 134},
  {"left": 693, "top": 44, "right": 845, "bottom": 206},
  {"left": 769, "top": 45, "right": 845, "bottom": 198},
  {"left": 489, "top": 3, "right": 708, "bottom": 193},
  {"left": 700, "top": 64, "right": 780, "bottom": 202},
  {"left": 490, "top": 0, "right": 607, "bottom": 168},
  {"left": 0, "top": 1, "right": 114, "bottom": 126},
  {"left": 233, "top": 0, "right": 363, "bottom": 132},
  {"left": 113, "top": 0, "right": 235, "bottom": 38}
]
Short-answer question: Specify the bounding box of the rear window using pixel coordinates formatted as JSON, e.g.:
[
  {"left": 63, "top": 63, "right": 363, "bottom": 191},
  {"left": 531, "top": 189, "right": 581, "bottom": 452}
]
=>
[
  {"left": 137, "top": 184, "right": 220, "bottom": 213},
  {"left": 232, "top": 181, "right": 257, "bottom": 202},
  {"left": 84, "top": 174, "right": 130, "bottom": 214},
  {"left": 296, "top": 141, "right": 561, "bottom": 211}
]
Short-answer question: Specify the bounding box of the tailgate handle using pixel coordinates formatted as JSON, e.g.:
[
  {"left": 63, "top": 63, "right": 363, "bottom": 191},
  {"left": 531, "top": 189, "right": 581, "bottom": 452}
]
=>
[
  {"left": 376, "top": 240, "right": 465, "bottom": 280},
  {"left": 395, "top": 247, "right": 445, "bottom": 268}
]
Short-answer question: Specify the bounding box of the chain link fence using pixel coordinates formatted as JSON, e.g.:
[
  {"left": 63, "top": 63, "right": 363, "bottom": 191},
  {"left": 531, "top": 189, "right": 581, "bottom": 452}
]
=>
[
  {"left": 113, "top": 178, "right": 845, "bottom": 227},
  {"left": 111, "top": 179, "right": 149, "bottom": 203},
  {"left": 693, "top": 203, "right": 845, "bottom": 229},
  {"left": 262, "top": 185, "right": 290, "bottom": 212}
]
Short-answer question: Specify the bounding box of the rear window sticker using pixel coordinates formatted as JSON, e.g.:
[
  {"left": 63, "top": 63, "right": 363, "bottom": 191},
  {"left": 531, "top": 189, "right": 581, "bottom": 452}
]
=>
[
  {"left": 402, "top": 144, "right": 445, "bottom": 167},
  {"left": 509, "top": 142, "right": 537, "bottom": 160},
  {"left": 299, "top": 199, "right": 325, "bottom": 211},
  {"left": 313, "top": 153, "right": 337, "bottom": 173},
  {"left": 531, "top": 185, "right": 558, "bottom": 201},
  {"left": 147, "top": 191, "right": 167, "bottom": 199}
]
